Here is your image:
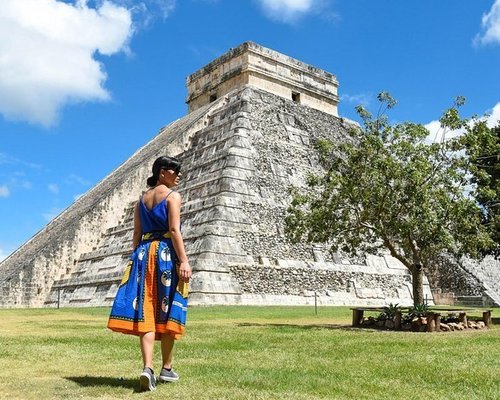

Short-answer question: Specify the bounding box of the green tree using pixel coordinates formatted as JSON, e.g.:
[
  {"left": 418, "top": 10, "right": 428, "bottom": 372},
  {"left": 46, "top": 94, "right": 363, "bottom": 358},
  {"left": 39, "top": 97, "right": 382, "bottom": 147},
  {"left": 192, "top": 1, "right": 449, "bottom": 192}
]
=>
[
  {"left": 461, "top": 121, "right": 500, "bottom": 256},
  {"left": 286, "top": 93, "right": 493, "bottom": 305}
]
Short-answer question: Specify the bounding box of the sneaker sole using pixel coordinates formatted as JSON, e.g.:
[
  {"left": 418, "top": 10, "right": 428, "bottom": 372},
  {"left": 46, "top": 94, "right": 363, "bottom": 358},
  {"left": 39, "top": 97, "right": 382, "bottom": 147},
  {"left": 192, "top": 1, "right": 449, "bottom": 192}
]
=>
[
  {"left": 139, "top": 373, "right": 156, "bottom": 391},
  {"left": 158, "top": 375, "right": 179, "bottom": 383}
]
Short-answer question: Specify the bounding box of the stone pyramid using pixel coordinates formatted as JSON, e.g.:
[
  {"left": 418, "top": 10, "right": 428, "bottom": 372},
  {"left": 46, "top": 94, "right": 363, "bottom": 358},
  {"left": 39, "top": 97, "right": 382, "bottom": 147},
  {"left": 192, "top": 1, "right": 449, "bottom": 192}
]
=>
[{"left": 0, "top": 42, "right": 437, "bottom": 308}]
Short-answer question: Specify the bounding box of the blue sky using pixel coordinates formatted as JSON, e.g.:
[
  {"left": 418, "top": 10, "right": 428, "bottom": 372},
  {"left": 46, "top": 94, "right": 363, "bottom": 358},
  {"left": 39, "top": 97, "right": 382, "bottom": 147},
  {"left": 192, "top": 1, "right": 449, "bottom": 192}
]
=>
[{"left": 1, "top": 0, "right": 500, "bottom": 261}]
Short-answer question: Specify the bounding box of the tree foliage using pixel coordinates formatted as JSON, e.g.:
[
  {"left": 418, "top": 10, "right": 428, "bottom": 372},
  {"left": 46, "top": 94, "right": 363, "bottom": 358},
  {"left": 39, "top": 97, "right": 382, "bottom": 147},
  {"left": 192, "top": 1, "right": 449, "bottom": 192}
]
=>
[
  {"left": 286, "top": 93, "right": 495, "bottom": 304},
  {"left": 460, "top": 121, "right": 500, "bottom": 256}
]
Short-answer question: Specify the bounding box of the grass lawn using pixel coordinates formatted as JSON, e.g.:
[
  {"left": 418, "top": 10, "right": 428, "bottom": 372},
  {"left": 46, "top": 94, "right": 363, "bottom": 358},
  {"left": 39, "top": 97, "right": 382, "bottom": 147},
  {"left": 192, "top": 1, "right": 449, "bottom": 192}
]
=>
[{"left": 0, "top": 306, "right": 499, "bottom": 400}]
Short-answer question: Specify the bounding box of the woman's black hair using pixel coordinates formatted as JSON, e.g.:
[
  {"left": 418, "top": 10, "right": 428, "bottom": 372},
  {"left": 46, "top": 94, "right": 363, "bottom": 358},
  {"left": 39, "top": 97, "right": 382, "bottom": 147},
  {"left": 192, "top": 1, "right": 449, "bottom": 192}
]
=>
[{"left": 146, "top": 156, "right": 181, "bottom": 187}]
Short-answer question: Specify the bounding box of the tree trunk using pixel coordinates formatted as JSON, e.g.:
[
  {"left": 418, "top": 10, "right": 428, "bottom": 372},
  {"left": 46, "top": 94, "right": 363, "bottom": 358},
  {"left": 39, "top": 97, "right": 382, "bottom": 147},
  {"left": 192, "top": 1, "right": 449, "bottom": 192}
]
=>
[{"left": 411, "top": 263, "right": 424, "bottom": 305}]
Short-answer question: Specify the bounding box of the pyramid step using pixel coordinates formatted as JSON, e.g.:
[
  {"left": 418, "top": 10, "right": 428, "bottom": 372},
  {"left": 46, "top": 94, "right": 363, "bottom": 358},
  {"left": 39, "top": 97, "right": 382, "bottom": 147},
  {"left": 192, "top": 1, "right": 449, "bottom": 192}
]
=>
[{"left": 454, "top": 296, "right": 485, "bottom": 307}]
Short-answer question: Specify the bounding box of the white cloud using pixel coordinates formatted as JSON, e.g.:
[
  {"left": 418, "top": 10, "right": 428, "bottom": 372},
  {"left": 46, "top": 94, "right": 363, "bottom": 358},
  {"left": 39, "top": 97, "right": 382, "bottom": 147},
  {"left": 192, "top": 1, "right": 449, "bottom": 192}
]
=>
[
  {"left": 423, "top": 119, "right": 464, "bottom": 144},
  {"left": 107, "top": 0, "right": 176, "bottom": 29},
  {"left": 144, "top": 0, "right": 176, "bottom": 19},
  {"left": 256, "top": 0, "right": 318, "bottom": 23},
  {"left": 13, "top": 179, "right": 32, "bottom": 190},
  {"left": 424, "top": 119, "right": 446, "bottom": 144},
  {"left": 48, "top": 183, "right": 59, "bottom": 194},
  {"left": 0, "top": 152, "right": 42, "bottom": 169},
  {"left": 0, "top": 0, "right": 133, "bottom": 126},
  {"left": 0, "top": 176, "right": 32, "bottom": 197},
  {"left": 485, "top": 102, "right": 500, "bottom": 127},
  {"left": 474, "top": 0, "right": 500, "bottom": 46},
  {"left": 424, "top": 102, "right": 500, "bottom": 143},
  {"left": 0, "top": 185, "right": 10, "bottom": 198},
  {"left": 66, "top": 173, "right": 91, "bottom": 186},
  {"left": 340, "top": 93, "right": 372, "bottom": 107}
]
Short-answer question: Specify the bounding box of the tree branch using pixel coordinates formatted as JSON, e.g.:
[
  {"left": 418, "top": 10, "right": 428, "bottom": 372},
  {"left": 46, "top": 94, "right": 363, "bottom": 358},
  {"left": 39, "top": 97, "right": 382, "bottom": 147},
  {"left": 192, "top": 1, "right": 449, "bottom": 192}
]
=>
[{"left": 382, "top": 236, "right": 411, "bottom": 269}]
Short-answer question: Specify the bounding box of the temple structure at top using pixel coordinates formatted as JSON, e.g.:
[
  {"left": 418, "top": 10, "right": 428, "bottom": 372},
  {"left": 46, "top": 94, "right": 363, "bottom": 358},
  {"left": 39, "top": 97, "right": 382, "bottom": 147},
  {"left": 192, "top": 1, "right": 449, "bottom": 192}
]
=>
[{"left": 186, "top": 42, "right": 339, "bottom": 116}]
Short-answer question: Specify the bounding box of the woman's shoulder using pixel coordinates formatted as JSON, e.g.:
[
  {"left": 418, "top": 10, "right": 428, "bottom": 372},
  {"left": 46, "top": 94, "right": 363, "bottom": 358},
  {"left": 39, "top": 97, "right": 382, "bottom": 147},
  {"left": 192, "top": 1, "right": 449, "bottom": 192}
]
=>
[
  {"left": 141, "top": 186, "right": 171, "bottom": 207},
  {"left": 150, "top": 186, "right": 180, "bottom": 204},
  {"left": 166, "top": 190, "right": 181, "bottom": 201}
]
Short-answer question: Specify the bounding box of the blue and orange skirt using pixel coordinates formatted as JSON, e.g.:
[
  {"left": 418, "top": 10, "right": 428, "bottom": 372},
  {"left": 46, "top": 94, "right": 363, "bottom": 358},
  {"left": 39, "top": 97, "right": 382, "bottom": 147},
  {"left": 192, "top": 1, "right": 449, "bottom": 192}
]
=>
[{"left": 108, "top": 232, "right": 188, "bottom": 340}]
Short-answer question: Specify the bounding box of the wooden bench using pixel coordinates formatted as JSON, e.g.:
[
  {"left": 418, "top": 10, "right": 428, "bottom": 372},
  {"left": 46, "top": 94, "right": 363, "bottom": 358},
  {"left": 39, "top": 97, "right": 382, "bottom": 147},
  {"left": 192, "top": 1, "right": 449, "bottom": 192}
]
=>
[
  {"left": 351, "top": 306, "right": 493, "bottom": 331},
  {"left": 429, "top": 307, "right": 493, "bottom": 328}
]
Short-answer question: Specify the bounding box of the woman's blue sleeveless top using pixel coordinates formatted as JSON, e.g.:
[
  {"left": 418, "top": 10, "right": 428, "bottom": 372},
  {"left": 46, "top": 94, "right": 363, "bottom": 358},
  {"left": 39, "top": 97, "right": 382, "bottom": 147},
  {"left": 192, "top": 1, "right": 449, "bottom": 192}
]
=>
[{"left": 139, "top": 197, "right": 169, "bottom": 233}]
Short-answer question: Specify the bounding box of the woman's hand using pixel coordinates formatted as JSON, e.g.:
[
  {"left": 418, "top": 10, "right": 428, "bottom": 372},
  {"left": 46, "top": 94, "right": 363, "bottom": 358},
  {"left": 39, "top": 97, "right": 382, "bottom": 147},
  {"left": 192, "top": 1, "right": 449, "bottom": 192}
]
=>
[{"left": 178, "top": 261, "right": 192, "bottom": 282}]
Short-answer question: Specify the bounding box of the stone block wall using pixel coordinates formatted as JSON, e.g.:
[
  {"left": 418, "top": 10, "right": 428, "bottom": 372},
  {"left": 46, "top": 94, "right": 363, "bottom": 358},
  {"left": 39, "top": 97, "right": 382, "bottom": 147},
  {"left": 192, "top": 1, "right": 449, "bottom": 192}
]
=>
[
  {"left": 1, "top": 84, "right": 495, "bottom": 308},
  {"left": 0, "top": 103, "right": 222, "bottom": 307},
  {"left": 425, "top": 254, "right": 500, "bottom": 306}
]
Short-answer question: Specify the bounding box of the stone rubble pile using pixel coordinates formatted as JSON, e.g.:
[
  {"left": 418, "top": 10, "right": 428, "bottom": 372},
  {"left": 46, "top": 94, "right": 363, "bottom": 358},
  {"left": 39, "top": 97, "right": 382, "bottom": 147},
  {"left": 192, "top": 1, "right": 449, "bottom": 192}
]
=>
[{"left": 361, "top": 315, "right": 489, "bottom": 332}]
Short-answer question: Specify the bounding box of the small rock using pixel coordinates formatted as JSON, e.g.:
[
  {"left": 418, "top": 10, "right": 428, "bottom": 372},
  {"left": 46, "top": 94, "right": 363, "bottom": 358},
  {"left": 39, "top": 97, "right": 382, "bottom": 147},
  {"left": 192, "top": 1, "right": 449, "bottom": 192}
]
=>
[
  {"left": 402, "top": 323, "right": 412, "bottom": 331},
  {"left": 376, "top": 320, "right": 385, "bottom": 327},
  {"left": 476, "top": 321, "right": 486, "bottom": 329},
  {"left": 419, "top": 325, "right": 427, "bottom": 332},
  {"left": 448, "top": 323, "right": 458, "bottom": 331},
  {"left": 440, "top": 323, "right": 451, "bottom": 332},
  {"left": 385, "top": 320, "right": 395, "bottom": 329}
]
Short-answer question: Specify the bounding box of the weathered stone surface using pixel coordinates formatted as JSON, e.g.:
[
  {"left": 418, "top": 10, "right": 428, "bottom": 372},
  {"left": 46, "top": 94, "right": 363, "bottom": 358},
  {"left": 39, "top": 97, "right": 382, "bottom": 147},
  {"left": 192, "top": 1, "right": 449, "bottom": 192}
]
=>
[
  {"left": 0, "top": 78, "right": 434, "bottom": 307},
  {"left": 426, "top": 254, "right": 500, "bottom": 306},
  {"left": 186, "top": 41, "right": 339, "bottom": 116},
  {"left": 0, "top": 42, "right": 496, "bottom": 308}
]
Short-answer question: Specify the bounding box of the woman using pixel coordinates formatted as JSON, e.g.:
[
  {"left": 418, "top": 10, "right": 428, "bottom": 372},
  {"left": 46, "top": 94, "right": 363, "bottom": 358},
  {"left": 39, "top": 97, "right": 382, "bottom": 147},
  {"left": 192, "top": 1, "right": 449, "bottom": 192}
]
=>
[{"left": 108, "top": 156, "right": 192, "bottom": 391}]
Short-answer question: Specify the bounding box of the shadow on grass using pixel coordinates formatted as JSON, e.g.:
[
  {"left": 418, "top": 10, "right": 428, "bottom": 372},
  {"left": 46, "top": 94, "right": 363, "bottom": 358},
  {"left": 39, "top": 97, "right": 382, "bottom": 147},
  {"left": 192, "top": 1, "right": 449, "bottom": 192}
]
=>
[
  {"left": 66, "top": 376, "right": 141, "bottom": 393},
  {"left": 237, "top": 322, "right": 356, "bottom": 331},
  {"left": 238, "top": 322, "right": 499, "bottom": 333}
]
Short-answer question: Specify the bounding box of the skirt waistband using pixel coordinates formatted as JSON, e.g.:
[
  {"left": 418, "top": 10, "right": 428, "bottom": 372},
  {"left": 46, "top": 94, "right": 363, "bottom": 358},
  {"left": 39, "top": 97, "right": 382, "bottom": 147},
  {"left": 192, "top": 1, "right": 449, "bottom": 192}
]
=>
[{"left": 141, "top": 231, "right": 172, "bottom": 242}]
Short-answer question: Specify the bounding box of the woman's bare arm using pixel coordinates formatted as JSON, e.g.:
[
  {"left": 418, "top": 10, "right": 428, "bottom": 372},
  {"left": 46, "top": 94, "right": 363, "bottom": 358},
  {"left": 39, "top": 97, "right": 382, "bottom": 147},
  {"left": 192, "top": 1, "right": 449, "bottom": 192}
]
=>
[
  {"left": 167, "top": 191, "right": 192, "bottom": 282},
  {"left": 132, "top": 202, "right": 142, "bottom": 250}
]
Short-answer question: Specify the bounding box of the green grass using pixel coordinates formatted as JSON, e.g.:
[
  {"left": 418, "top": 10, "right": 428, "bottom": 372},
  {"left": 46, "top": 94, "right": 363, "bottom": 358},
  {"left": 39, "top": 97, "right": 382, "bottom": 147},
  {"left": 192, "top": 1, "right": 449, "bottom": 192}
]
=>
[{"left": 0, "top": 306, "right": 499, "bottom": 399}]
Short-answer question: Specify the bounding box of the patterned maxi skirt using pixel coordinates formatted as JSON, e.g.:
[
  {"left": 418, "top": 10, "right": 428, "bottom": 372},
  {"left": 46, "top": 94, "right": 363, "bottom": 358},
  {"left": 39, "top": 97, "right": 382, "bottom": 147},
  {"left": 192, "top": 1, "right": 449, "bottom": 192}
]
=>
[{"left": 107, "top": 232, "right": 188, "bottom": 340}]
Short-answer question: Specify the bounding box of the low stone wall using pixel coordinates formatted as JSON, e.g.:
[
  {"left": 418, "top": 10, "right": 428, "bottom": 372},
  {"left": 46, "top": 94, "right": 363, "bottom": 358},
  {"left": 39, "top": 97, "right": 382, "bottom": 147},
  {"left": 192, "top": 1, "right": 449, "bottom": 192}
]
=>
[
  {"left": 224, "top": 255, "right": 435, "bottom": 307},
  {"left": 229, "top": 264, "right": 409, "bottom": 298}
]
